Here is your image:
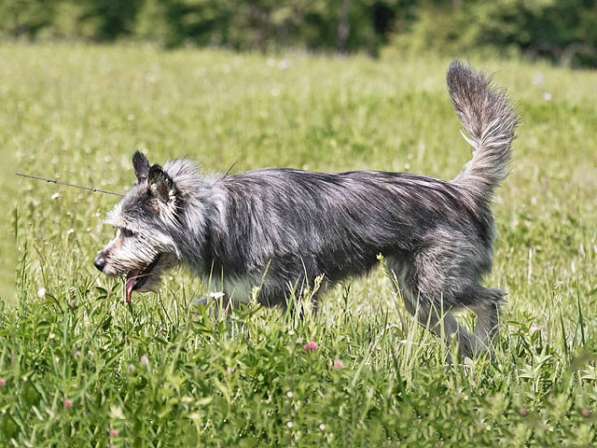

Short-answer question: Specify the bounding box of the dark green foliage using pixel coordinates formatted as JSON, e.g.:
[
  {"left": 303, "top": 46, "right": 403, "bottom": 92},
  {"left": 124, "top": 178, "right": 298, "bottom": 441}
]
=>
[
  {"left": 133, "top": 0, "right": 403, "bottom": 53},
  {"left": 0, "top": 0, "right": 594, "bottom": 66},
  {"left": 0, "top": 0, "right": 57, "bottom": 37},
  {"left": 79, "top": 0, "right": 144, "bottom": 40},
  {"left": 394, "top": 0, "right": 597, "bottom": 67}
]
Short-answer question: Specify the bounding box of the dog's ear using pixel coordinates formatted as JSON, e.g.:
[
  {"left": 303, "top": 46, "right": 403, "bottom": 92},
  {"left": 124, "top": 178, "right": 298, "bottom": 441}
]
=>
[
  {"left": 148, "top": 164, "right": 175, "bottom": 203},
  {"left": 133, "top": 151, "right": 150, "bottom": 183}
]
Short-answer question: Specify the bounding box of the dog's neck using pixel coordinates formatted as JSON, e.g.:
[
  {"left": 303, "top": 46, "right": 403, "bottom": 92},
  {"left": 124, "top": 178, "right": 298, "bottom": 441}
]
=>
[{"left": 165, "top": 164, "right": 221, "bottom": 276}]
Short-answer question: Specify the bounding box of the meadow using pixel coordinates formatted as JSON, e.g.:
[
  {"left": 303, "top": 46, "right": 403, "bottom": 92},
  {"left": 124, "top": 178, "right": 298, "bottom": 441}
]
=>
[{"left": 1, "top": 43, "right": 596, "bottom": 446}]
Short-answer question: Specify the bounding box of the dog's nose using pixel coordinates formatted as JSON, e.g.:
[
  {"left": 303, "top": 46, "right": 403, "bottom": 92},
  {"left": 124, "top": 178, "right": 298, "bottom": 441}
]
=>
[{"left": 94, "top": 255, "right": 107, "bottom": 272}]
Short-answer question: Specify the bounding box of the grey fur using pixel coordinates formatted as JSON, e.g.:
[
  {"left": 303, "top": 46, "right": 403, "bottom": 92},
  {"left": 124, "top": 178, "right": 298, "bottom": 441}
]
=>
[
  {"left": 95, "top": 61, "right": 518, "bottom": 358},
  {"left": 448, "top": 60, "right": 518, "bottom": 201}
]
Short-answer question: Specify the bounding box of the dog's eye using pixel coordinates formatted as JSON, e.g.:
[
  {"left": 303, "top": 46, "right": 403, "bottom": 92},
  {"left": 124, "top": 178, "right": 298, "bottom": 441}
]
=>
[{"left": 120, "top": 228, "right": 135, "bottom": 238}]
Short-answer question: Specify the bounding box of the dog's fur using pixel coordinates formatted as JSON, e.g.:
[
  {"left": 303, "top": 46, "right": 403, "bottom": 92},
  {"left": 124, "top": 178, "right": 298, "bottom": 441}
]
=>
[{"left": 95, "top": 61, "right": 517, "bottom": 357}]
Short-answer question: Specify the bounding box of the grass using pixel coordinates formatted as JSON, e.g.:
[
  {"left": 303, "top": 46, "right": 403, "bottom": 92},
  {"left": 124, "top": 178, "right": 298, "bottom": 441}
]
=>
[{"left": 1, "top": 43, "right": 596, "bottom": 446}]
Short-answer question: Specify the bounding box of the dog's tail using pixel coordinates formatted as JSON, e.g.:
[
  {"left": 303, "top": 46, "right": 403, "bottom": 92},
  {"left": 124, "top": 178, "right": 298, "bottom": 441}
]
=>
[{"left": 447, "top": 60, "right": 518, "bottom": 201}]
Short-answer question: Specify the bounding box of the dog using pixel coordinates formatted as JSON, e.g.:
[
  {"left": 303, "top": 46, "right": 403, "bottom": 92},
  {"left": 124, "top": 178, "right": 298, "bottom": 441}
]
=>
[{"left": 95, "top": 61, "right": 517, "bottom": 357}]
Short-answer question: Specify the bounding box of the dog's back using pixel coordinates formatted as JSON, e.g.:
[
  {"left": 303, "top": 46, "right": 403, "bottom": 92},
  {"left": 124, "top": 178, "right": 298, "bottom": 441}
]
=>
[{"left": 212, "top": 168, "right": 492, "bottom": 281}]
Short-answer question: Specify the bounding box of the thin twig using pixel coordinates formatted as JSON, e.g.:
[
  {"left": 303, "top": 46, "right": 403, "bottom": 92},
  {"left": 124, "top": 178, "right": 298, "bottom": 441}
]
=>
[{"left": 16, "top": 172, "right": 124, "bottom": 197}]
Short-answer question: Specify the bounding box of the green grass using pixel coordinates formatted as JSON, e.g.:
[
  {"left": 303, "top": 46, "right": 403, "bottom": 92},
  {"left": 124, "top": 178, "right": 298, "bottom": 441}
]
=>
[{"left": 1, "top": 43, "right": 596, "bottom": 446}]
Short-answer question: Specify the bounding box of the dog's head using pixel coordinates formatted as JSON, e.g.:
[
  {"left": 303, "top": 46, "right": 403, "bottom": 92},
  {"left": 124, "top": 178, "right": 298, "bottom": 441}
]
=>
[{"left": 95, "top": 151, "right": 184, "bottom": 303}]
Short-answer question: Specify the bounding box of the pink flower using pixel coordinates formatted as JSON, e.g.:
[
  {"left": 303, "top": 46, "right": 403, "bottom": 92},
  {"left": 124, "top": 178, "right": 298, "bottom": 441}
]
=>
[
  {"left": 0, "top": 378, "right": 6, "bottom": 388},
  {"left": 303, "top": 341, "right": 318, "bottom": 352},
  {"left": 63, "top": 399, "right": 73, "bottom": 410},
  {"left": 333, "top": 359, "right": 345, "bottom": 369},
  {"left": 110, "top": 429, "right": 120, "bottom": 438}
]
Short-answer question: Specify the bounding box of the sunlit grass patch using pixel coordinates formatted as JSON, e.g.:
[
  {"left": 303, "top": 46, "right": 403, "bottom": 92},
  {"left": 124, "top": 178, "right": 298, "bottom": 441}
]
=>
[{"left": 1, "top": 43, "right": 596, "bottom": 446}]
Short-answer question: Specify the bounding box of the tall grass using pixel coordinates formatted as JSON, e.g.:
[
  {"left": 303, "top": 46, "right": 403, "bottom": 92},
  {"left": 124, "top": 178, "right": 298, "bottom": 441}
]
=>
[{"left": 1, "top": 43, "right": 595, "bottom": 446}]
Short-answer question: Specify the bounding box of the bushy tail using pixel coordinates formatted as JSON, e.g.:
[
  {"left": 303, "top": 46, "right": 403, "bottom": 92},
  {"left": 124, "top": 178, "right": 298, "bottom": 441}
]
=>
[{"left": 447, "top": 60, "right": 518, "bottom": 200}]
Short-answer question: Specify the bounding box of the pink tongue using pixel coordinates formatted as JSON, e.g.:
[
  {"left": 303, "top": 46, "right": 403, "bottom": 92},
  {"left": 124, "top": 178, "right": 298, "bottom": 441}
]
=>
[{"left": 126, "top": 277, "right": 137, "bottom": 304}]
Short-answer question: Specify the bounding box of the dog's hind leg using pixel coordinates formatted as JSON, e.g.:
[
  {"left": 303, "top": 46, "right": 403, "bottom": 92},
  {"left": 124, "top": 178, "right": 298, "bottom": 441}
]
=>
[
  {"left": 471, "top": 287, "right": 505, "bottom": 355},
  {"left": 388, "top": 257, "right": 477, "bottom": 359},
  {"left": 407, "top": 296, "right": 476, "bottom": 359}
]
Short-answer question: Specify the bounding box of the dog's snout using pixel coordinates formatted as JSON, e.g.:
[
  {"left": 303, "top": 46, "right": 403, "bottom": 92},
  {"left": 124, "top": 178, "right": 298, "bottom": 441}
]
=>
[{"left": 94, "top": 254, "right": 107, "bottom": 272}]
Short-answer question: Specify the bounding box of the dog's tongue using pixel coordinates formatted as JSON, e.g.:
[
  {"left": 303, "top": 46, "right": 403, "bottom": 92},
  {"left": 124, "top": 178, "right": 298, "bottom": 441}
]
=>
[{"left": 125, "top": 274, "right": 138, "bottom": 304}]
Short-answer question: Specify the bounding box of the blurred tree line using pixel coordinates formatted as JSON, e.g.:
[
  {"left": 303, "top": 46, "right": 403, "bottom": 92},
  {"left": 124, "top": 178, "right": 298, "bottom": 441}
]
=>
[{"left": 1, "top": 0, "right": 595, "bottom": 67}]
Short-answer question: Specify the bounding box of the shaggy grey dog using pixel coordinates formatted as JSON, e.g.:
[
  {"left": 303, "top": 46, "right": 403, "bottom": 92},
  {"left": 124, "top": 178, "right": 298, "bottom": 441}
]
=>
[{"left": 95, "top": 61, "right": 517, "bottom": 357}]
